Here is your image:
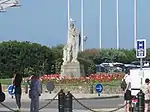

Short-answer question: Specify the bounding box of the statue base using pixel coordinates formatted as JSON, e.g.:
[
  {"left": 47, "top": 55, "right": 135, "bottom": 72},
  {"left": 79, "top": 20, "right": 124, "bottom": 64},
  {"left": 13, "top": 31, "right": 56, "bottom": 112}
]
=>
[{"left": 60, "top": 61, "right": 85, "bottom": 77}]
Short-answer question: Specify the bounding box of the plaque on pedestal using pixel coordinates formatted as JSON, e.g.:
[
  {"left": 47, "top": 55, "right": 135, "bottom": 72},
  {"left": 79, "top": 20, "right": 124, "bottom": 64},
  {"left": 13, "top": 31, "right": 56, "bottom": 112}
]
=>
[{"left": 61, "top": 62, "right": 85, "bottom": 77}]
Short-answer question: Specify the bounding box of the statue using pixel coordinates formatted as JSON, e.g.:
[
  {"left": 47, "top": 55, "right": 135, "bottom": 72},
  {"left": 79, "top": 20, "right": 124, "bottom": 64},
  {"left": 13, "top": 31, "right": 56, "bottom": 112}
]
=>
[
  {"left": 63, "top": 22, "right": 81, "bottom": 64},
  {"left": 61, "top": 20, "right": 85, "bottom": 77}
]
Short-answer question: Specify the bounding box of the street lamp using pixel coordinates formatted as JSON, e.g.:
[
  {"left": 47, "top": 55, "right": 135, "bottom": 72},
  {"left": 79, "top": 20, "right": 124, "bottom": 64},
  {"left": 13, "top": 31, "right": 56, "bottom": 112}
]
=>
[{"left": 83, "top": 35, "right": 87, "bottom": 51}]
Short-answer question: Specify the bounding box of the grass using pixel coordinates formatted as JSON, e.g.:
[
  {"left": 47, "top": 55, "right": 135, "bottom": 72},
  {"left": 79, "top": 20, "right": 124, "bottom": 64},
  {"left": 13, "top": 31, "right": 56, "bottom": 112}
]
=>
[
  {"left": 0, "top": 78, "right": 26, "bottom": 85},
  {"left": 101, "top": 80, "right": 121, "bottom": 87},
  {"left": 0, "top": 78, "right": 12, "bottom": 85}
]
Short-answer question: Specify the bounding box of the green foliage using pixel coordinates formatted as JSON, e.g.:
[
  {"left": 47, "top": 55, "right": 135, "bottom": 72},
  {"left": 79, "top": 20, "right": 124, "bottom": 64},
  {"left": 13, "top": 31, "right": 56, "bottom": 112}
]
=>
[
  {"left": 0, "top": 41, "right": 53, "bottom": 78},
  {"left": 79, "top": 48, "right": 138, "bottom": 65},
  {"left": 78, "top": 58, "right": 96, "bottom": 76},
  {"left": 0, "top": 40, "right": 150, "bottom": 78}
]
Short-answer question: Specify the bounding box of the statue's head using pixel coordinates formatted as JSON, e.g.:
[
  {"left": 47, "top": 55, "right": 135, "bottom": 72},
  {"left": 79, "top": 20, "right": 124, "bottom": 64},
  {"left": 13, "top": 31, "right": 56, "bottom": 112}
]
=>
[{"left": 70, "top": 23, "right": 75, "bottom": 29}]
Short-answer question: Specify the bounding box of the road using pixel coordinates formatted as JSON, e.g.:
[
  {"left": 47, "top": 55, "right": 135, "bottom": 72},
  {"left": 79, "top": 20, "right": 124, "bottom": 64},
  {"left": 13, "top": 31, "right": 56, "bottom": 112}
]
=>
[{"left": 0, "top": 97, "right": 124, "bottom": 110}]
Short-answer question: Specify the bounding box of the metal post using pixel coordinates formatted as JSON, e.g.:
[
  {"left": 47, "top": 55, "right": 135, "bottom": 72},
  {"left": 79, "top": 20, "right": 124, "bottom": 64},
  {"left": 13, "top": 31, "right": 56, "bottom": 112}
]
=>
[
  {"left": 99, "top": 0, "right": 102, "bottom": 49},
  {"left": 81, "top": 0, "right": 84, "bottom": 51},
  {"left": 137, "top": 90, "right": 145, "bottom": 112},
  {"left": 58, "top": 89, "right": 65, "bottom": 112},
  {"left": 40, "top": 79, "right": 43, "bottom": 94},
  {"left": 65, "top": 91, "right": 72, "bottom": 112},
  {"left": 90, "top": 85, "right": 94, "bottom": 94},
  {"left": 116, "top": 0, "right": 119, "bottom": 49},
  {"left": 67, "top": 0, "right": 70, "bottom": 41},
  {"left": 134, "top": 0, "right": 137, "bottom": 49},
  {"left": 140, "top": 58, "right": 144, "bottom": 85},
  {"left": 25, "top": 82, "right": 28, "bottom": 94}
]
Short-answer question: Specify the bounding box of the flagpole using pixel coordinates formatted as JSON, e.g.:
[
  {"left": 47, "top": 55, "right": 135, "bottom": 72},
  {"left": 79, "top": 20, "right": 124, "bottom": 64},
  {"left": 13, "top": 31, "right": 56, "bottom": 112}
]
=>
[
  {"left": 134, "top": 0, "right": 137, "bottom": 49},
  {"left": 81, "top": 0, "right": 84, "bottom": 51},
  {"left": 99, "top": 0, "right": 102, "bottom": 49},
  {"left": 67, "top": 0, "right": 70, "bottom": 41},
  {"left": 116, "top": 0, "right": 119, "bottom": 49}
]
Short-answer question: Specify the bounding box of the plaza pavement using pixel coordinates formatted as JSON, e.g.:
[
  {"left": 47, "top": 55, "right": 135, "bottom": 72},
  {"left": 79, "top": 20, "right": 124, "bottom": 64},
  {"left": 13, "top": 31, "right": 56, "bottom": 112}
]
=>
[
  {"left": 4, "top": 92, "right": 123, "bottom": 101},
  {"left": 0, "top": 108, "right": 124, "bottom": 112},
  {"left": 1, "top": 92, "right": 124, "bottom": 112}
]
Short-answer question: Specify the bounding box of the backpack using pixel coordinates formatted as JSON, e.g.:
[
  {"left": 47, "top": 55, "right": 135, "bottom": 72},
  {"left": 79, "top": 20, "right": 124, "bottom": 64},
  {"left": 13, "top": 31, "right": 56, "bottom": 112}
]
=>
[{"left": 120, "top": 78, "right": 127, "bottom": 91}]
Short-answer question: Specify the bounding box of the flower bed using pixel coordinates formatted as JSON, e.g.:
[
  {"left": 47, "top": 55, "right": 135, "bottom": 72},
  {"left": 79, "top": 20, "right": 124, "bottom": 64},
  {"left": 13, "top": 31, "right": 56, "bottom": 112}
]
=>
[
  {"left": 40, "top": 73, "right": 125, "bottom": 85},
  {"left": 39, "top": 73, "right": 124, "bottom": 94}
]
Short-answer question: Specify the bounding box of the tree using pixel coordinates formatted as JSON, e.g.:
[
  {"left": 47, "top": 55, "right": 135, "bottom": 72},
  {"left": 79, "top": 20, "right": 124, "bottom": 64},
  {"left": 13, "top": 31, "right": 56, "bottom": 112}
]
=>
[{"left": 0, "top": 41, "right": 53, "bottom": 78}]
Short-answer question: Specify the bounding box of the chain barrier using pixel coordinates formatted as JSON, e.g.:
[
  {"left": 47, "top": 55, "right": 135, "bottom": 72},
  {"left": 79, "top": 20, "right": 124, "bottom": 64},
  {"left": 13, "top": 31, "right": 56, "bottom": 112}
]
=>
[
  {"left": 0, "top": 91, "right": 60, "bottom": 112},
  {"left": 0, "top": 102, "right": 16, "bottom": 112},
  {"left": 72, "top": 94, "right": 133, "bottom": 112},
  {"left": 0, "top": 88, "right": 137, "bottom": 112},
  {"left": 38, "top": 91, "right": 58, "bottom": 110}
]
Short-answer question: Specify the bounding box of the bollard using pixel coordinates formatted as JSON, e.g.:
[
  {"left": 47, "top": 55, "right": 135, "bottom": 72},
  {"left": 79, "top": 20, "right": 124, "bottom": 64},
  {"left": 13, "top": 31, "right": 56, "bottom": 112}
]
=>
[
  {"left": 90, "top": 85, "right": 94, "bottom": 94},
  {"left": 58, "top": 89, "right": 65, "bottom": 112},
  {"left": 137, "top": 90, "right": 145, "bottom": 112},
  {"left": 65, "top": 91, "right": 73, "bottom": 112},
  {"left": 25, "top": 83, "right": 28, "bottom": 94}
]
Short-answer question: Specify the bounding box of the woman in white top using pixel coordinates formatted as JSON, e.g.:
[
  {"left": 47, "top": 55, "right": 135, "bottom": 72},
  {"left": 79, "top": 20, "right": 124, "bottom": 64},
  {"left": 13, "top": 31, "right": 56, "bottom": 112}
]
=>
[
  {"left": 141, "top": 78, "right": 150, "bottom": 112},
  {"left": 123, "top": 68, "right": 132, "bottom": 112}
]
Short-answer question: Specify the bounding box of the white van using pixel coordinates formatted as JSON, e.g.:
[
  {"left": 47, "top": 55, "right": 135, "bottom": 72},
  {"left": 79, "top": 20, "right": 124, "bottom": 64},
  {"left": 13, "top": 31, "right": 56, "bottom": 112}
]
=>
[
  {"left": 130, "top": 67, "right": 150, "bottom": 96},
  {"left": 130, "top": 68, "right": 150, "bottom": 111}
]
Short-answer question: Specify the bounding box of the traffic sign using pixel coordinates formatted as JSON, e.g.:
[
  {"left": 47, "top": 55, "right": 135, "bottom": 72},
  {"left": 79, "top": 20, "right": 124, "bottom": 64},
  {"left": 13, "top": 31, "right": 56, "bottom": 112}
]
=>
[
  {"left": 95, "top": 83, "right": 103, "bottom": 93},
  {"left": 136, "top": 39, "right": 146, "bottom": 58},
  {"left": 46, "top": 81, "right": 55, "bottom": 92},
  {"left": 8, "top": 85, "right": 15, "bottom": 95}
]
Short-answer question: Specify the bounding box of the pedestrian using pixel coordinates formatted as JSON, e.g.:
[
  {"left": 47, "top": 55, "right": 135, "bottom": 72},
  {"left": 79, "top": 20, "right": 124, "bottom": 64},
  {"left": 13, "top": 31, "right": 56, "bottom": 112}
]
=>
[
  {"left": 28, "top": 74, "right": 41, "bottom": 112},
  {"left": 122, "top": 68, "right": 132, "bottom": 112},
  {"left": 12, "top": 73, "right": 23, "bottom": 111},
  {"left": 141, "top": 78, "right": 150, "bottom": 112}
]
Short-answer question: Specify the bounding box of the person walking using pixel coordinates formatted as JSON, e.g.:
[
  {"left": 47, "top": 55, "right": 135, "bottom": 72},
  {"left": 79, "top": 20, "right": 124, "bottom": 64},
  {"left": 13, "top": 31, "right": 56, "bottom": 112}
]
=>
[
  {"left": 28, "top": 74, "right": 41, "bottom": 112},
  {"left": 12, "top": 73, "right": 23, "bottom": 111},
  {"left": 122, "top": 68, "right": 132, "bottom": 112},
  {"left": 141, "top": 78, "right": 150, "bottom": 112}
]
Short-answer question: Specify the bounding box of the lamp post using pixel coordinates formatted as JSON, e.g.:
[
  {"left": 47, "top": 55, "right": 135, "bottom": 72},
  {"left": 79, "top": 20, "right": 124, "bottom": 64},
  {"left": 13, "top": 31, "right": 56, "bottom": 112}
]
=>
[{"left": 83, "top": 36, "right": 87, "bottom": 51}]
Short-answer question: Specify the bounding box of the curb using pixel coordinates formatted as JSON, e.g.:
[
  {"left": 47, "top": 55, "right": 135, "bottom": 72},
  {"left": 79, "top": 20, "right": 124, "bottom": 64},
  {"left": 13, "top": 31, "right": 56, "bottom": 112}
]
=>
[
  {"left": 77, "top": 95, "right": 121, "bottom": 100},
  {"left": 45, "top": 95, "right": 121, "bottom": 100}
]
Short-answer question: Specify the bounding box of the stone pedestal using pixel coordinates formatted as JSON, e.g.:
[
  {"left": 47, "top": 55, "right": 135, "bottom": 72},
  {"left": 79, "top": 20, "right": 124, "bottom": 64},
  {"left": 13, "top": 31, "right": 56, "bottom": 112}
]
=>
[{"left": 60, "top": 62, "right": 85, "bottom": 77}]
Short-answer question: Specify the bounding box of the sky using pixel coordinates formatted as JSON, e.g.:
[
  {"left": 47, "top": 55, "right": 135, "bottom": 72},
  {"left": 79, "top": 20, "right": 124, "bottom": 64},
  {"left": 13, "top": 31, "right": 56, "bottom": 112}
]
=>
[{"left": 0, "top": 0, "right": 149, "bottom": 49}]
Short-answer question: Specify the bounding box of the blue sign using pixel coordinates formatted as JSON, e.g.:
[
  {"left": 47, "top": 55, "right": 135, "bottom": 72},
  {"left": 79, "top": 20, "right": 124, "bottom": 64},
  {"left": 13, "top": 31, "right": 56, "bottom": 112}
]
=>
[
  {"left": 136, "top": 39, "right": 146, "bottom": 58},
  {"left": 95, "top": 83, "right": 103, "bottom": 93},
  {"left": 8, "top": 85, "right": 15, "bottom": 95}
]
